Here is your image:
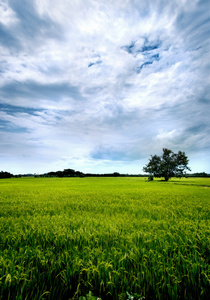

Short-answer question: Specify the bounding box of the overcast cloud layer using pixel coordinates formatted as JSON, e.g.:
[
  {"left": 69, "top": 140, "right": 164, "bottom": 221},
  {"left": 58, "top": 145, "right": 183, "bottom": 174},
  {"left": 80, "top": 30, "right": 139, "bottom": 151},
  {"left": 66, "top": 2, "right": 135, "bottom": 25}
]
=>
[{"left": 0, "top": 0, "right": 210, "bottom": 174}]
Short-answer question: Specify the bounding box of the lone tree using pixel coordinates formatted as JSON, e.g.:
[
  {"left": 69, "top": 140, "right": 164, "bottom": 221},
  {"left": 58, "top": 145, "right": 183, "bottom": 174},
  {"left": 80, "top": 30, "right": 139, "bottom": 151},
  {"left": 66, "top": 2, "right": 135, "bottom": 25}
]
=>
[{"left": 143, "top": 148, "right": 191, "bottom": 181}]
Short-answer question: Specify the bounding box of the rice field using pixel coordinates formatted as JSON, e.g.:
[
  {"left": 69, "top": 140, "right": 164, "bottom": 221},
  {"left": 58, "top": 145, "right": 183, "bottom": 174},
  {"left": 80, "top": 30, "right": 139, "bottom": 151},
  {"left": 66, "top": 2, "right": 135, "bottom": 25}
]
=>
[{"left": 0, "top": 177, "right": 209, "bottom": 299}]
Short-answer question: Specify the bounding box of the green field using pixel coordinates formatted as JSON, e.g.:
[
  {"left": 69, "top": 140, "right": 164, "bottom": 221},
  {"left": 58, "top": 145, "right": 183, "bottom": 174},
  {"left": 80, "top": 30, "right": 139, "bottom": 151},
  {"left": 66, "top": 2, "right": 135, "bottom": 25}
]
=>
[{"left": 0, "top": 177, "right": 209, "bottom": 300}]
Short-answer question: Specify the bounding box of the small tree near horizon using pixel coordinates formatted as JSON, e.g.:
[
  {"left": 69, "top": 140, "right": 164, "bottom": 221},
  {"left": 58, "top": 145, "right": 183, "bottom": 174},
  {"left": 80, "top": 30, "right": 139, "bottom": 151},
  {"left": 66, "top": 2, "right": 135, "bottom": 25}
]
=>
[{"left": 143, "top": 148, "right": 191, "bottom": 181}]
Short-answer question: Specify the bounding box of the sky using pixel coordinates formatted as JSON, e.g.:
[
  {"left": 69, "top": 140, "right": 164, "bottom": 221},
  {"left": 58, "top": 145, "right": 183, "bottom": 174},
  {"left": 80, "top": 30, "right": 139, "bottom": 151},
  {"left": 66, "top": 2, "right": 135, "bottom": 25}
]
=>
[{"left": 0, "top": 0, "right": 210, "bottom": 175}]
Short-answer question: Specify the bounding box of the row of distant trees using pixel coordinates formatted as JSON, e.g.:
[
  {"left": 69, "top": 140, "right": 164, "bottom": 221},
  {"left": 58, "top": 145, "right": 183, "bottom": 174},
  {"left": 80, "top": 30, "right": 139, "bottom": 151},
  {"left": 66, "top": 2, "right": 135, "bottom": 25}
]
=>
[{"left": 39, "top": 169, "right": 140, "bottom": 178}]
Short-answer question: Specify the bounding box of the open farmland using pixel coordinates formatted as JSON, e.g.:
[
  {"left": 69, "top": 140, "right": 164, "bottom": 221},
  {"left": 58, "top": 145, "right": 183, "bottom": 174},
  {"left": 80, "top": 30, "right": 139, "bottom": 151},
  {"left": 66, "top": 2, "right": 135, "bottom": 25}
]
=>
[{"left": 0, "top": 177, "right": 209, "bottom": 300}]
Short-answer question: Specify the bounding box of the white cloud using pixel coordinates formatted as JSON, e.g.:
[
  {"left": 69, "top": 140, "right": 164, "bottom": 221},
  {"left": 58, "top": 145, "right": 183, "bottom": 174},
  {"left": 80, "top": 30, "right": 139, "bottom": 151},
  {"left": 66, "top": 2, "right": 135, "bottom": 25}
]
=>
[
  {"left": 0, "top": 1, "right": 19, "bottom": 26},
  {"left": 156, "top": 129, "right": 178, "bottom": 140}
]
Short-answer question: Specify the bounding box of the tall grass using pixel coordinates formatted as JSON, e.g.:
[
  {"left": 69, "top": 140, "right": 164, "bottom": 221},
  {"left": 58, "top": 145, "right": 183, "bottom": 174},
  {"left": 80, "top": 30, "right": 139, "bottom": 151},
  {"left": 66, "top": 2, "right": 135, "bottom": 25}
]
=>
[{"left": 0, "top": 177, "right": 209, "bottom": 299}]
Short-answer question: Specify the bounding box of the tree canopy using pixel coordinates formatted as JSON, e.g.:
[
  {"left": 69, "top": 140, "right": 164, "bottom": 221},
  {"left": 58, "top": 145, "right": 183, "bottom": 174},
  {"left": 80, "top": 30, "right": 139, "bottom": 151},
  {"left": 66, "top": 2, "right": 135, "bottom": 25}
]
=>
[
  {"left": 0, "top": 171, "right": 14, "bottom": 179},
  {"left": 143, "top": 148, "right": 191, "bottom": 181}
]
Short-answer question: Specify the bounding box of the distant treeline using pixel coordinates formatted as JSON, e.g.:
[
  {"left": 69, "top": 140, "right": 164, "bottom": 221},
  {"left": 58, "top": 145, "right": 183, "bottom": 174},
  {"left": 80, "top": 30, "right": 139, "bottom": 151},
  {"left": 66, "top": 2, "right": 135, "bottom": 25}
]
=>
[
  {"left": 39, "top": 169, "right": 145, "bottom": 178},
  {"left": 37, "top": 169, "right": 210, "bottom": 178},
  {"left": 186, "top": 172, "right": 209, "bottom": 177},
  {"left": 0, "top": 169, "right": 210, "bottom": 178}
]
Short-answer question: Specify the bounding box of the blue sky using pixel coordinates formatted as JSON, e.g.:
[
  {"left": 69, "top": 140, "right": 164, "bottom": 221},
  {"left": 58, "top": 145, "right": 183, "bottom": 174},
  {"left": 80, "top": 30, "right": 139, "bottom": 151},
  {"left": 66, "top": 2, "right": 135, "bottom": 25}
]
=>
[{"left": 0, "top": 0, "right": 210, "bottom": 174}]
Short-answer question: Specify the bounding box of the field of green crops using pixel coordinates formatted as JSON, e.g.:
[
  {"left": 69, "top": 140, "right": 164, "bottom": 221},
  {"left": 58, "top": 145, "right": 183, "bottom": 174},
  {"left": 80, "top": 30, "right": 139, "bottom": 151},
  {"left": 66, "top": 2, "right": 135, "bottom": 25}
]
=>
[{"left": 0, "top": 177, "right": 209, "bottom": 300}]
